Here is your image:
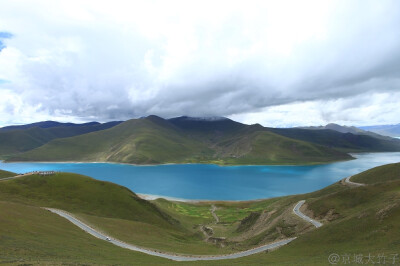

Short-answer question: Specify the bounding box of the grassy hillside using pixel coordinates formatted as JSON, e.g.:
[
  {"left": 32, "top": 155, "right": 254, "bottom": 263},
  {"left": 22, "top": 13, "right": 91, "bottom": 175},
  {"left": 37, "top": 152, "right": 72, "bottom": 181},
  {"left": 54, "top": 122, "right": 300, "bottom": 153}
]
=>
[
  {"left": 0, "top": 169, "right": 16, "bottom": 178},
  {"left": 1, "top": 163, "right": 400, "bottom": 264},
  {"left": 0, "top": 173, "right": 176, "bottom": 226},
  {"left": 8, "top": 116, "right": 213, "bottom": 164},
  {"left": 0, "top": 201, "right": 172, "bottom": 265},
  {"left": 0, "top": 121, "right": 121, "bottom": 158},
  {"left": 351, "top": 162, "right": 400, "bottom": 184},
  {"left": 0, "top": 172, "right": 227, "bottom": 255},
  {"left": 8, "top": 116, "right": 352, "bottom": 165},
  {"left": 219, "top": 130, "right": 351, "bottom": 165},
  {"left": 0, "top": 127, "right": 56, "bottom": 157}
]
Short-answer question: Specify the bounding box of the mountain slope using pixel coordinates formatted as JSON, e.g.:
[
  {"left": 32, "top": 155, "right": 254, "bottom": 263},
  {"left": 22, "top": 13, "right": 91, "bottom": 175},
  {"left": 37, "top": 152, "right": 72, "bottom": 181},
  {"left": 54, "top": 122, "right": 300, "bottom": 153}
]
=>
[
  {"left": 0, "top": 121, "right": 121, "bottom": 157},
  {"left": 359, "top": 123, "right": 400, "bottom": 137},
  {"left": 0, "top": 120, "right": 122, "bottom": 131},
  {"left": 170, "top": 118, "right": 400, "bottom": 153},
  {"left": 7, "top": 116, "right": 352, "bottom": 165},
  {"left": 351, "top": 162, "right": 400, "bottom": 184},
  {"left": 0, "top": 172, "right": 176, "bottom": 226},
  {"left": 8, "top": 116, "right": 214, "bottom": 164},
  {"left": 0, "top": 169, "right": 16, "bottom": 178},
  {"left": 267, "top": 127, "right": 400, "bottom": 152},
  {"left": 300, "top": 123, "right": 393, "bottom": 140}
]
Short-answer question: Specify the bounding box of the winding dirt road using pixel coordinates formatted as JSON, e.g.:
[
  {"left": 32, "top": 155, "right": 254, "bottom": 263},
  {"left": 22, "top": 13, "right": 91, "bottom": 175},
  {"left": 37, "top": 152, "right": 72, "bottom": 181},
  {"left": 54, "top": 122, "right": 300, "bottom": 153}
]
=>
[
  {"left": 344, "top": 176, "right": 365, "bottom": 187},
  {"left": 293, "top": 200, "right": 323, "bottom": 228},
  {"left": 45, "top": 208, "right": 296, "bottom": 261}
]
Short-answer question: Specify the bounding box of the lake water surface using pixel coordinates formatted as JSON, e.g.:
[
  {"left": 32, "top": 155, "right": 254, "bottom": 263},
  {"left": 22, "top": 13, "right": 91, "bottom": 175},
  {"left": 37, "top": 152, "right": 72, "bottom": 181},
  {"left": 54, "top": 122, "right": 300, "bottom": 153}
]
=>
[{"left": 1, "top": 152, "right": 400, "bottom": 200}]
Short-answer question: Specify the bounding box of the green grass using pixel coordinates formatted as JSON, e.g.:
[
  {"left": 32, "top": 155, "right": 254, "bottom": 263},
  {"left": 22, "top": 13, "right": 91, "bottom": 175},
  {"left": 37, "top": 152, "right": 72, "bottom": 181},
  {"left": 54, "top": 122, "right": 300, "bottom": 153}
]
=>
[
  {"left": 351, "top": 162, "right": 400, "bottom": 184},
  {"left": 0, "top": 201, "right": 174, "bottom": 265},
  {"left": 154, "top": 199, "right": 214, "bottom": 224},
  {"left": 0, "top": 173, "right": 235, "bottom": 256},
  {"left": 0, "top": 169, "right": 16, "bottom": 178},
  {"left": 0, "top": 173, "right": 177, "bottom": 227}
]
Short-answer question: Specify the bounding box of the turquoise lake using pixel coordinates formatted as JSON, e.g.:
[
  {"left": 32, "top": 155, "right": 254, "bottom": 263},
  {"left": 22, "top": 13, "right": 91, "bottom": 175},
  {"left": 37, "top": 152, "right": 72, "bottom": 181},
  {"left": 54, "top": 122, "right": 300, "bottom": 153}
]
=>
[{"left": 1, "top": 152, "right": 400, "bottom": 200}]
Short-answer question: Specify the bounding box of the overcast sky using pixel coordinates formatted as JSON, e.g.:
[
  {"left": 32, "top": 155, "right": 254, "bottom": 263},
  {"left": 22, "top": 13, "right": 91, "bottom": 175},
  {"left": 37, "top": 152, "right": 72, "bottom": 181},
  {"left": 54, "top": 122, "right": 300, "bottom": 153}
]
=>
[{"left": 0, "top": 0, "right": 400, "bottom": 127}]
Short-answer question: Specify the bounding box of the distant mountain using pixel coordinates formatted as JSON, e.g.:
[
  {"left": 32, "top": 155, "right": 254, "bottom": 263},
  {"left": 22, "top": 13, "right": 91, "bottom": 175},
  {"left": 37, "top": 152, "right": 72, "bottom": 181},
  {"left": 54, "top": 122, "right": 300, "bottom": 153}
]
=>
[
  {"left": 359, "top": 124, "right": 400, "bottom": 138},
  {"left": 0, "top": 120, "right": 123, "bottom": 131},
  {"left": 7, "top": 116, "right": 352, "bottom": 165},
  {"left": 299, "top": 123, "right": 394, "bottom": 140},
  {"left": 0, "top": 121, "right": 122, "bottom": 157},
  {"left": 5, "top": 116, "right": 400, "bottom": 165},
  {"left": 268, "top": 127, "right": 400, "bottom": 152}
]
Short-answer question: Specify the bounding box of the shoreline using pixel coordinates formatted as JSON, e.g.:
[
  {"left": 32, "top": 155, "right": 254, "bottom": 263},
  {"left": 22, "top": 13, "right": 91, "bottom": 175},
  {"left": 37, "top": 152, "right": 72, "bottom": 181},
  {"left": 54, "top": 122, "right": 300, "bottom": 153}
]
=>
[
  {"left": 136, "top": 193, "right": 267, "bottom": 203},
  {"left": 0, "top": 155, "right": 362, "bottom": 167}
]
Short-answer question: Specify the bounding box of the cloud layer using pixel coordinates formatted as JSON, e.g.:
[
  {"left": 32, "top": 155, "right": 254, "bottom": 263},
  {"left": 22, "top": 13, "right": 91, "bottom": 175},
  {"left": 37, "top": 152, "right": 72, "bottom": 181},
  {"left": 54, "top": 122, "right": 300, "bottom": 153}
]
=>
[{"left": 0, "top": 0, "right": 400, "bottom": 126}]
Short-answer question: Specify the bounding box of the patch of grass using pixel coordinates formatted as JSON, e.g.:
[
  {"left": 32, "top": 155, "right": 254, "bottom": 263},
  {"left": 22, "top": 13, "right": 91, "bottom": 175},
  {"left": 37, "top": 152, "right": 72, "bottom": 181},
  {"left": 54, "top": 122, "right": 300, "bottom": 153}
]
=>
[
  {"left": 0, "top": 169, "right": 16, "bottom": 178},
  {"left": 154, "top": 199, "right": 214, "bottom": 226},
  {"left": 351, "top": 162, "right": 400, "bottom": 184},
  {"left": 236, "top": 212, "right": 261, "bottom": 232}
]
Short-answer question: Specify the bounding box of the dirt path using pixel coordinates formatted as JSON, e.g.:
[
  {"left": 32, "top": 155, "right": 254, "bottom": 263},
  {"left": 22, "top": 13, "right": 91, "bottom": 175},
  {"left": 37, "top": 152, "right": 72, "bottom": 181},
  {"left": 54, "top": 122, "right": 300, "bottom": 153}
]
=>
[{"left": 211, "top": 204, "right": 219, "bottom": 223}]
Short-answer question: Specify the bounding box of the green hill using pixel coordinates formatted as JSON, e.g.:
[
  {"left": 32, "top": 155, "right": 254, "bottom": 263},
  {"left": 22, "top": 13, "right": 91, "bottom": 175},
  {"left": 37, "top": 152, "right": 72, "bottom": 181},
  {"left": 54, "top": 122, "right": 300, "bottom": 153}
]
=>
[
  {"left": 351, "top": 162, "right": 400, "bottom": 184},
  {"left": 8, "top": 116, "right": 352, "bottom": 165},
  {"left": 0, "top": 169, "right": 16, "bottom": 178},
  {"left": 0, "top": 172, "right": 177, "bottom": 226},
  {"left": 0, "top": 127, "right": 56, "bottom": 157},
  {"left": 7, "top": 116, "right": 213, "bottom": 164},
  {"left": 0, "top": 121, "right": 121, "bottom": 158}
]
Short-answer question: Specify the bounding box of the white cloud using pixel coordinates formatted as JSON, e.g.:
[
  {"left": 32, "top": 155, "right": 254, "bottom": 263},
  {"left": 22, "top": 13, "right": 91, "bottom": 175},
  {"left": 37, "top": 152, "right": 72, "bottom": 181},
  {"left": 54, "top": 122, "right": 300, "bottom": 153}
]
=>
[
  {"left": 230, "top": 91, "right": 400, "bottom": 127},
  {"left": 0, "top": 0, "right": 400, "bottom": 126}
]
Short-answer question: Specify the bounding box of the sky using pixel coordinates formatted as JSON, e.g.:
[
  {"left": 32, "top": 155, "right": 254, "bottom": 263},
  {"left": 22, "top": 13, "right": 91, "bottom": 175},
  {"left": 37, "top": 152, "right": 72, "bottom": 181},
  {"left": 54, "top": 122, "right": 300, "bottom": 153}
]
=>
[{"left": 0, "top": 0, "right": 400, "bottom": 127}]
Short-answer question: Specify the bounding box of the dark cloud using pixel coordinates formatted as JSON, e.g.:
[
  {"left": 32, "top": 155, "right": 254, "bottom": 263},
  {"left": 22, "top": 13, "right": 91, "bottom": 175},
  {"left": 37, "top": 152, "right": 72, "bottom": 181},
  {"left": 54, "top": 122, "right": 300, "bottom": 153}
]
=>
[{"left": 0, "top": 0, "right": 400, "bottom": 126}]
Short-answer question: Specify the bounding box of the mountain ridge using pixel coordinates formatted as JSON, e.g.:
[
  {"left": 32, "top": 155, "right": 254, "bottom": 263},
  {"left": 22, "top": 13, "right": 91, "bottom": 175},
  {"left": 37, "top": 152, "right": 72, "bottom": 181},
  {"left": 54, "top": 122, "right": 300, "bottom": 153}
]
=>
[
  {"left": 4, "top": 116, "right": 400, "bottom": 165},
  {"left": 6, "top": 116, "right": 352, "bottom": 165},
  {"left": 359, "top": 123, "right": 400, "bottom": 137}
]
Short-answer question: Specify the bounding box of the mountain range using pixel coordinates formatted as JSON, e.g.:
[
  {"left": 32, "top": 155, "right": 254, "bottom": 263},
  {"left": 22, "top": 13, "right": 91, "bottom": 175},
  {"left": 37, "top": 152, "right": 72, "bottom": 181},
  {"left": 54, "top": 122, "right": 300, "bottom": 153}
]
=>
[
  {"left": 359, "top": 123, "right": 400, "bottom": 138},
  {"left": 2, "top": 116, "right": 400, "bottom": 165}
]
